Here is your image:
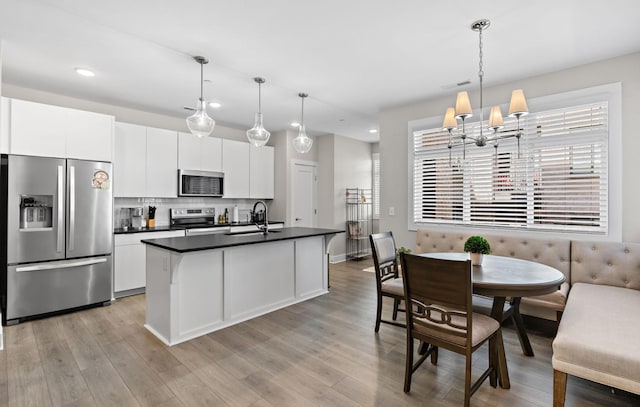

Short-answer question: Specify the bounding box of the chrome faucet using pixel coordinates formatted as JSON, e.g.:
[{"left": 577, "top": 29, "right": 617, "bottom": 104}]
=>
[{"left": 252, "top": 200, "right": 269, "bottom": 235}]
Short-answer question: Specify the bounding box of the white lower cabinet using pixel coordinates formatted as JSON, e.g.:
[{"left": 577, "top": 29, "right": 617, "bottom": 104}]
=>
[{"left": 114, "top": 230, "right": 185, "bottom": 296}]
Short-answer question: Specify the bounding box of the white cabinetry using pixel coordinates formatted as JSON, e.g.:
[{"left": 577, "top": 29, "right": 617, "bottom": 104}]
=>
[
  {"left": 114, "top": 230, "right": 185, "bottom": 296},
  {"left": 146, "top": 127, "right": 178, "bottom": 197},
  {"left": 114, "top": 122, "right": 178, "bottom": 198},
  {"left": 222, "top": 139, "right": 250, "bottom": 198},
  {"left": 114, "top": 123, "right": 146, "bottom": 197},
  {"left": 249, "top": 145, "right": 274, "bottom": 199},
  {"left": 2, "top": 98, "right": 113, "bottom": 161},
  {"left": 178, "top": 132, "right": 222, "bottom": 172}
]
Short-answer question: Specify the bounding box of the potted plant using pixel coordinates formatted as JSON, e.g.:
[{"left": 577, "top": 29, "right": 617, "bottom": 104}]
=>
[
  {"left": 396, "top": 246, "right": 411, "bottom": 263},
  {"left": 464, "top": 236, "right": 491, "bottom": 266}
]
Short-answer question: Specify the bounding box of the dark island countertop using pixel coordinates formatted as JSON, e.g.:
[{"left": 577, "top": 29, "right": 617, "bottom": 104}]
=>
[{"left": 141, "top": 227, "right": 343, "bottom": 253}]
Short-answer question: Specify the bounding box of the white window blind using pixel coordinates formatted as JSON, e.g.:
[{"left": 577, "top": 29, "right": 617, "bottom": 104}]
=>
[
  {"left": 373, "top": 154, "right": 380, "bottom": 218},
  {"left": 412, "top": 102, "right": 608, "bottom": 234}
]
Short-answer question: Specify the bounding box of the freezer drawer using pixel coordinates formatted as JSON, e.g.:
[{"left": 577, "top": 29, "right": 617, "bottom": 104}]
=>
[{"left": 4, "top": 256, "right": 112, "bottom": 324}]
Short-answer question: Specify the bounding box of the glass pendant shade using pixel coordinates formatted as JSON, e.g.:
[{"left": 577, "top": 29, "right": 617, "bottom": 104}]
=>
[
  {"left": 508, "top": 89, "right": 529, "bottom": 117},
  {"left": 292, "top": 93, "right": 312, "bottom": 154},
  {"left": 247, "top": 112, "right": 270, "bottom": 147},
  {"left": 187, "top": 98, "right": 215, "bottom": 138},
  {"left": 455, "top": 91, "right": 473, "bottom": 119},
  {"left": 488, "top": 106, "right": 504, "bottom": 130},
  {"left": 442, "top": 107, "right": 458, "bottom": 130},
  {"left": 292, "top": 125, "right": 313, "bottom": 154},
  {"left": 186, "top": 56, "right": 215, "bottom": 138}
]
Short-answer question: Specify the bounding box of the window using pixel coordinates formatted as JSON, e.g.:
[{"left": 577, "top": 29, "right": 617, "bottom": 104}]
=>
[
  {"left": 409, "top": 84, "right": 621, "bottom": 237},
  {"left": 372, "top": 153, "right": 380, "bottom": 219}
]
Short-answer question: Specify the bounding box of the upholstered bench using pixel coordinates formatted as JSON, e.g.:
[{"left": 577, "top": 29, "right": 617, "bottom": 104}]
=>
[{"left": 552, "top": 241, "right": 640, "bottom": 405}]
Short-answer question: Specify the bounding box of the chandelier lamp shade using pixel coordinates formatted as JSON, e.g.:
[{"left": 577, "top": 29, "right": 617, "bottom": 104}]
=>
[
  {"left": 292, "top": 93, "right": 313, "bottom": 154},
  {"left": 442, "top": 19, "right": 529, "bottom": 163},
  {"left": 246, "top": 77, "right": 271, "bottom": 147},
  {"left": 186, "top": 56, "right": 215, "bottom": 138}
]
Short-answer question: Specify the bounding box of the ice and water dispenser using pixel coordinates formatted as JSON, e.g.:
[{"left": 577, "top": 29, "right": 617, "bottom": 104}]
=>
[{"left": 19, "top": 195, "right": 53, "bottom": 229}]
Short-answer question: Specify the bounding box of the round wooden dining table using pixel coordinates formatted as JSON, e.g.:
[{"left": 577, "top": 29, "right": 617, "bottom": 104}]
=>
[{"left": 418, "top": 252, "right": 566, "bottom": 389}]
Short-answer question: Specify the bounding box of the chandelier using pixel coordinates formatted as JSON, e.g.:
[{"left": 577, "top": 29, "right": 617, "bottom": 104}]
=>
[
  {"left": 246, "top": 77, "right": 271, "bottom": 147},
  {"left": 442, "top": 19, "right": 529, "bottom": 163},
  {"left": 292, "top": 93, "right": 313, "bottom": 154}
]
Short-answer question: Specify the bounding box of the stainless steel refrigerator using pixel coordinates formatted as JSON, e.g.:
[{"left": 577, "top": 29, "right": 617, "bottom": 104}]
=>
[{"left": 1, "top": 154, "right": 113, "bottom": 325}]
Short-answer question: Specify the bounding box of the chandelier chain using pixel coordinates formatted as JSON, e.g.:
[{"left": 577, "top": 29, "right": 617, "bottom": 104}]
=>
[{"left": 478, "top": 26, "right": 484, "bottom": 138}]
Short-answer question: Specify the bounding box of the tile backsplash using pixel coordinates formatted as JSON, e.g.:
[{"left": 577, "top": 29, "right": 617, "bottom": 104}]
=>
[{"left": 114, "top": 197, "right": 263, "bottom": 229}]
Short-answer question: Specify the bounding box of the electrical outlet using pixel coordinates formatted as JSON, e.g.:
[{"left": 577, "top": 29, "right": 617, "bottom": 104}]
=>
[{"left": 389, "top": 207, "right": 395, "bottom": 216}]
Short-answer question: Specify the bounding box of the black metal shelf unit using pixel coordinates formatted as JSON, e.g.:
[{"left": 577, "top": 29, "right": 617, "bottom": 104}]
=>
[{"left": 346, "top": 188, "right": 372, "bottom": 260}]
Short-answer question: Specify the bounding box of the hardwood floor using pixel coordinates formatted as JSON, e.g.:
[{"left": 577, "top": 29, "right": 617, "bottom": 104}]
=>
[{"left": 1, "top": 259, "right": 639, "bottom": 406}]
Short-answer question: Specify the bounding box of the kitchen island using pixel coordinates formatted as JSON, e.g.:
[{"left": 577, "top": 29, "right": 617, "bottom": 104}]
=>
[{"left": 141, "top": 227, "right": 341, "bottom": 345}]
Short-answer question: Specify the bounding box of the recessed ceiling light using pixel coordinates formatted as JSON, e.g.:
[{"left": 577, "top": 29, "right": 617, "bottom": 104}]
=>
[
  {"left": 208, "top": 102, "right": 222, "bottom": 109},
  {"left": 369, "top": 129, "right": 378, "bottom": 134},
  {"left": 290, "top": 122, "right": 300, "bottom": 127},
  {"left": 75, "top": 68, "right": 95, "bottom": 77}
]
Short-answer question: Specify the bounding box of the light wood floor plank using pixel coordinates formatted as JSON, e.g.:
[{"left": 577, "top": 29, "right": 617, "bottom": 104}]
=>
[{"left": 1, "top": 259, "right": 639, "bottom": 406}]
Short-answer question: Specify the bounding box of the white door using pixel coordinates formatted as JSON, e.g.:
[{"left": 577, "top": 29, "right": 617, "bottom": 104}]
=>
[{"left": 292, "top": 163, "right": 317, "bottom": 227}]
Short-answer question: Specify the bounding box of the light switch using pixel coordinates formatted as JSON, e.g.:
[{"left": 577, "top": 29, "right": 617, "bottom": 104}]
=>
[{"left": 389, "top": 207, "right": 395, "bottom": 216}]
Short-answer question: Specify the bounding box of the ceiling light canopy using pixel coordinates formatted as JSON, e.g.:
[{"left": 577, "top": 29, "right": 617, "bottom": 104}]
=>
[
  {"left": 442, "top": 19, "right": 529, "bottom": 163},
  {"left": 246, "top": 77, "right": 271, "bottom": 147},
  {"left": 186, "top": 56, "right": 215, "bottom": 138},
  {"left": 292, "top": 93, "right": 313, "bottom": 154}
]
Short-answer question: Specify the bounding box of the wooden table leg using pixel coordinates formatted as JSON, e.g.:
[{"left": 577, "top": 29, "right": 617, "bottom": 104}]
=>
[
  {"left": 490, "top": 296, "right": 511, "bottom": 389},
  {"left": 509, "top": 297, "right": 534, "bottom": 356}
]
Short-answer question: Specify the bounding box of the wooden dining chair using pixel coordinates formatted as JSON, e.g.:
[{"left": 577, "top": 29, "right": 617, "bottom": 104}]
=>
[
  {"left": 369, "top": 232, "right": 405, "bottom": 332},
  {"left": 399, "top": 252, "right": 507, "bottom": 407}
]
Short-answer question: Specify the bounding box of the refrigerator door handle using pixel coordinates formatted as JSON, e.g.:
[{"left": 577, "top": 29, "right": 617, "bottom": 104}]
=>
[
  {"left": 16, "top": 257, "right": 108, "bottom": 272},
  {"left": 69, "top": 165, "right": 75, "bottom": 251},
  {"left": 56, "top": 165, "right": 64, "bottom": 253}
]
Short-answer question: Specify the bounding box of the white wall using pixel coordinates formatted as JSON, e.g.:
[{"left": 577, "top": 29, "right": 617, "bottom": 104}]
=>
[{"left": 379, "top": 52, "right": 640, "bottom": 250}]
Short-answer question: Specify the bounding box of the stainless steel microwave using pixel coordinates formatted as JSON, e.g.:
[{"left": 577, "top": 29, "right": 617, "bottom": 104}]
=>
[{"left": 178, "top": 170, "right": 224, "bottom": 197}]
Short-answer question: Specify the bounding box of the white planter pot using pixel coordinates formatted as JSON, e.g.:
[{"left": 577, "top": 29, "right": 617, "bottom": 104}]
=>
[{"left": 469, "top": 252, "right": 484, "bottom": 266}]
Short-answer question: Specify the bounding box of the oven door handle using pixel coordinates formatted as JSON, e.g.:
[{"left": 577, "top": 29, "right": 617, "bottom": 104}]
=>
[{"left": 186, "top": 227, "right": 231, "bottom": 236}]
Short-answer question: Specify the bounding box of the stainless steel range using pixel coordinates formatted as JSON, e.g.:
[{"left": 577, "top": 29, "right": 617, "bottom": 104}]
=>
[{"left": 170, "top": 207, "right": 230, "bottom": 236}]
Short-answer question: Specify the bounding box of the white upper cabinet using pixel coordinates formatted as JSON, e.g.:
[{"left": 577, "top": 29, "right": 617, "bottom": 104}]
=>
[
  {"left": 4, "top": 98, "right": 113, "bottom": 161},
  {"left": 178, "top": 132, "right": 222, "bottom": 172},
  {"left": 114, "top": 122, "right": 178, "bottom": 198},
  {"left": 114, "top": 122, "right": 146, "bottom": 197},
  {"left": 222, "top": 139, "right": 250, "bottom": 198},
  {"left": 146, "top": 127, "right": 178, "bottom": 198},
  {"left": 249, "top": 145, "right": 274, "bottom": 199}
]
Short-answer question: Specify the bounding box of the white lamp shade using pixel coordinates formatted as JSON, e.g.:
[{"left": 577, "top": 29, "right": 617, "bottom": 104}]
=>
[
  {"left": 442, "top": 107, "right": 458, "bottom": 130},
  {"left": 455, "top": 91, "right": 473, "bottom": 119},
  {"left": 246, "top": 112, "right": 271, "bottom": 147},
  {"left": 508, "top": 89, "right": 529, "bottom": 117},
  {"left": 292, "top": 125, "right": 313, "bottom": 153},
  {"left": 186, "top": 99, "right": 215, "bottom": 138},
  {"left": 488, "top": 106, "right": 504, "bottom": 130}
]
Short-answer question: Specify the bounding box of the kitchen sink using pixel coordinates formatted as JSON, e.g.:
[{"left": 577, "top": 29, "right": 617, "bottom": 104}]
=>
[{"left": 225, "top": 229, "right": 282, "bottom": 236}]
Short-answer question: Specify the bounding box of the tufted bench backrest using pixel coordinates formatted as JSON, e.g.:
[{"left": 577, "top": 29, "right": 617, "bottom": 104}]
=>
[
  {"left": 415, "top": 228, "right": 571, "bottom": 279},
  {"left": 570, "top": 241, "right": 640, "bottom": 290}
]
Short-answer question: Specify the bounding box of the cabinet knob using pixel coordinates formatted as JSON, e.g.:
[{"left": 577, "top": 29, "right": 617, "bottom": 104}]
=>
[{"left": 296, "top": 218, "right": 302, "bottom": 221}]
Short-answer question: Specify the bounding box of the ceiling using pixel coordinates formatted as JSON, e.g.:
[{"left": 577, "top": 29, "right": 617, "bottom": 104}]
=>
[{"left": 1, "top": 1, "right": 639, "bottom": 143}]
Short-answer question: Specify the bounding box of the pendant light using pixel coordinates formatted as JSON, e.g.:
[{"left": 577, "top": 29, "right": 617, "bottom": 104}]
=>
[
  {"left": 246, "top": 77, "right": 271, "bottom": 147},
  {"left": 292, "top": 93, "right": 313, "bottom": 154},
  {"left": 186, "top": 56, "right": 215, "bottom": 138}
]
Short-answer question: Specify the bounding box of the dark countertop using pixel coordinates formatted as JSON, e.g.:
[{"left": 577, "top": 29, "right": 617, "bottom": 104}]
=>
[
  {"left": 114, "top": 221, "right": 284, "bottom": 235},
  {"left": 141, "top": 227, "right": 343, "bottom": 253}
]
